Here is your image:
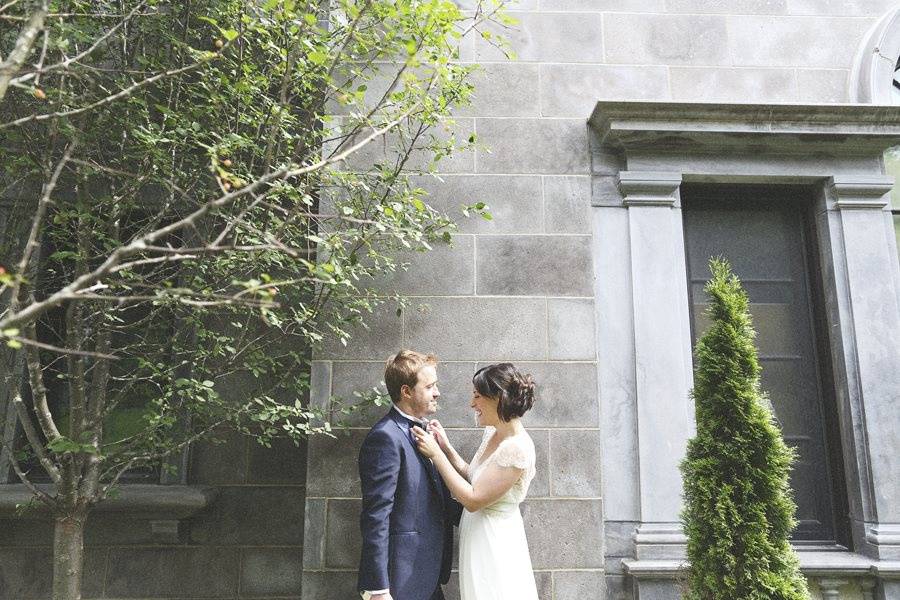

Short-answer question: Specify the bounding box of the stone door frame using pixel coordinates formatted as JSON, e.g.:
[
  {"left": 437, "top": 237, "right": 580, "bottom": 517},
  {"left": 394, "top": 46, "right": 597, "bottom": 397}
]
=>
[{"left": 588, "top": 101, "right": 900, "bottom": 600}]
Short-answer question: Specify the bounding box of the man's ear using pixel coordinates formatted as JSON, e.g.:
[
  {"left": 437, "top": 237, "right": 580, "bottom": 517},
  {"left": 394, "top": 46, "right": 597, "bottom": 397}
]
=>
[{"left": 399, "top": 384, "right": 411, "bottom": 401}]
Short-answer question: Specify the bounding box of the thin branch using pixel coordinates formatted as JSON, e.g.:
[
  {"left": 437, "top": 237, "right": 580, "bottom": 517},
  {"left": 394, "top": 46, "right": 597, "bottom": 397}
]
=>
[
  {"left": 10, "top": 388, "right": 61, "bottom": 483},
  {"left": 1, "top": 42, "right": 228, "bottom": 130},
  {"left": 8, "top": 334, "right": 119, "bottom": 360},
  {"left": 0, "top": 100, "right": 426, "bottom": 332},
  {"left": 0, "top": 0, "right": 46, "bottom": 101},
  {"left": 23, "top": 321, "right": 61, "bottom": 442},
  {"left": 10, "top": 1, "right": 149, "bottom": 87},
  {"left": 6, "top": 444, "right": 58, "bottom": 508},
  {"left": 8, "top": 143, "right": 76, "bottom": 310}
]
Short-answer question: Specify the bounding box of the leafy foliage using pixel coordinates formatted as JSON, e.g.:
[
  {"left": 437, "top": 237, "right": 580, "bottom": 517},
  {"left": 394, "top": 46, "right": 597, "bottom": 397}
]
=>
[
  {"left": 680, "top": 259, "right": 809, "bottom": 600},
  {"left": 0, "top": 0, "right": 497, "bottom": 494}
]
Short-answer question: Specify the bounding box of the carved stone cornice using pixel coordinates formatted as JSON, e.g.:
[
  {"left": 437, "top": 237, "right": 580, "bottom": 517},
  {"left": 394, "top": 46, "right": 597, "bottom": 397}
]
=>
[
  {"left": 589, "top": 101, "right": 900, "bottom": 156},
  {"left": 832, "top": 176, "right": 894, "bottom": 211},
  {"left": 617, "top": 171, "right": 682, "bottom": 207}
]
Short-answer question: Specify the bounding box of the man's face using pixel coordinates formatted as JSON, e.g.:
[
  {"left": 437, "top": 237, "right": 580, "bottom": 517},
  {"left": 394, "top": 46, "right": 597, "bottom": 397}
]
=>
[{"left": 402, "top": 365, "right": 440, "bottom": 418}]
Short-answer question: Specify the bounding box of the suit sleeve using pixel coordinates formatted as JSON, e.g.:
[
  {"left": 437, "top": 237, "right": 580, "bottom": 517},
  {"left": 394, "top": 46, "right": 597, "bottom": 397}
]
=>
[{"left": 358, "top": 428, "right": 401, "bottom": 592}]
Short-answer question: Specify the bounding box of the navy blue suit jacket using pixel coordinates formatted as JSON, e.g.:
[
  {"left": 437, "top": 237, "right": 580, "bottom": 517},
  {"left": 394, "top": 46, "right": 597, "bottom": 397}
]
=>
[{"left": 358, "top": 408, "right": 461, "bottom": 599}]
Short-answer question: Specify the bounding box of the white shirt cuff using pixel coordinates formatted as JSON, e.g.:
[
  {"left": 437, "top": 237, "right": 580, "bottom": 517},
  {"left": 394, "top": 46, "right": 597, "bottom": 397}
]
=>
[{"left": 361, "top": 590, "right": 390, "bottom": 599}]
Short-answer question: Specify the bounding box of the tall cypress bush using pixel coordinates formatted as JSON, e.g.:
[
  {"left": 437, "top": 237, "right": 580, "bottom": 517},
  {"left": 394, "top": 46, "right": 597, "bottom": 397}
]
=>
[{"left": 680, "top": 258, "right": 809, "bottom": 600}]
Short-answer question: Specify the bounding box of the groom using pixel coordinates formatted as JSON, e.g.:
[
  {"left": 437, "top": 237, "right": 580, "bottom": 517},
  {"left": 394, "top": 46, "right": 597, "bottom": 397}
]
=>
[{"left": 358, "top": 350, "right": 460, "bottom": 600}]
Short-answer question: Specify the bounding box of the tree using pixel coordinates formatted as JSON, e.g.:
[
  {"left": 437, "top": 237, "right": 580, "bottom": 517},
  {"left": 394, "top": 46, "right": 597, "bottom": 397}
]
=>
[
  {"left": 0, "top": 1, "right": 506, "bottom": 598},
  {"left": 680, "top": 259, "right": 809, "bottom": 600}
]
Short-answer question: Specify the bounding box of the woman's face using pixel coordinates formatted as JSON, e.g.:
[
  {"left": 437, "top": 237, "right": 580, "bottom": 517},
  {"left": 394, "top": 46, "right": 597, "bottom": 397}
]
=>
[{"left": 470, "top": 387, "right": 500, "bottom": 427}]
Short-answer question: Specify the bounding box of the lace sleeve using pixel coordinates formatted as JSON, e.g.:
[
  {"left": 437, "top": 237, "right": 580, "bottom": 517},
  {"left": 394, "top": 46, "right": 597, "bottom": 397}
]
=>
[{"left": 493, "top": 436, "right": 533, "bottom": 470}]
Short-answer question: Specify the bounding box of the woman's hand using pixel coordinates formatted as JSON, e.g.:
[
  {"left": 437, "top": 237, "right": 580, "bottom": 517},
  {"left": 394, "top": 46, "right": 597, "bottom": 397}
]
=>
[
  {"left": 412, "top": 426, "right": 441, "bottom": 459},
  {"left": 426, "top": 419, "right": 451, "bottom": 452}
]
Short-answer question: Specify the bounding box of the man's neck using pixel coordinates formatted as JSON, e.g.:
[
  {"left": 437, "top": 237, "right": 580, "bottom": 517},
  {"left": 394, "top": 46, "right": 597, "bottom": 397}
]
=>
[{"left": 392, "top": 403, "right": 422, "bottom": 422}]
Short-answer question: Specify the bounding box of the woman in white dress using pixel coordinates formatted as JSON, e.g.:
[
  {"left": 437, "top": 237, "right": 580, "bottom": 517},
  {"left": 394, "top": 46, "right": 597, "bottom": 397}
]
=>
[{"left": 412, "top": 363, "right": 539, "bottom": 600}]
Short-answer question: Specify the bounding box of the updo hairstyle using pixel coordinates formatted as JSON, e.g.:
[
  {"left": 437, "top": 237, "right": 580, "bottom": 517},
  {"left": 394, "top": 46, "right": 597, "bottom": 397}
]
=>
[{"left": 472, "top": 363, "right": 536, "bottom": 422}]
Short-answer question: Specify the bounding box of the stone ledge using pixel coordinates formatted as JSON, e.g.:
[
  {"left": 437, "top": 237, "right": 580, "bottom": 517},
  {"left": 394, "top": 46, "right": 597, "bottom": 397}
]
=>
[
  {"left": 0, "top": 484, "right": 216, "bottom": 520},
  {"left": 588, "top": 101, "right": 900, "bottom": 155},
  {"left": 623, "top": 551, "right": 896, "bottom": 580}
]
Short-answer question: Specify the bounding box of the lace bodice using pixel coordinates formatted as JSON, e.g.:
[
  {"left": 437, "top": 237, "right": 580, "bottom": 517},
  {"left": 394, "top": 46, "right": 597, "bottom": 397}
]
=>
[{"left": 468, "top": 427, "right": 536, "bottom": 506}]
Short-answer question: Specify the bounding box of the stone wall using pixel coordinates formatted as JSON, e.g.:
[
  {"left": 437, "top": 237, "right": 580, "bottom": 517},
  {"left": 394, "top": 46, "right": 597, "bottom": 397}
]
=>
[
  {"left": 0, "top": 436, "right": 307, "bottom": 599},
  {"left": 302, "top": 2, "right": 899, "bottom": 600}
]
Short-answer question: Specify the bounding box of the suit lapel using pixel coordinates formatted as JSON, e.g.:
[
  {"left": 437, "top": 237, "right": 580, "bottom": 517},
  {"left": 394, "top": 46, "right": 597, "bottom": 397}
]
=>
[{"left": 390, "top": 409, "right": 443, "bottom": 502}]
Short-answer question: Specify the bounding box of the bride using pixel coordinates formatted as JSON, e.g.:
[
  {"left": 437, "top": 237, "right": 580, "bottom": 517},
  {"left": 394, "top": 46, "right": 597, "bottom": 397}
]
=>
[{"left": 412, "top": 363, "right": 539, "bottom": 600}]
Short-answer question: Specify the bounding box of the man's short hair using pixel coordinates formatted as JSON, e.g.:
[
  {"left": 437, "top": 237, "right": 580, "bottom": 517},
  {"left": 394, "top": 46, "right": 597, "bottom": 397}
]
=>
[{"left": 384, "top": 350, "right": 438, "bottom": 403}]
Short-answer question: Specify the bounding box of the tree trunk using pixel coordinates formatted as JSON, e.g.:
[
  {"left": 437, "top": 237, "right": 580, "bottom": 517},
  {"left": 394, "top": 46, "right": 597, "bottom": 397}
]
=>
[{"left": 53, "top": 513, "right": 85, "bottom": 600}]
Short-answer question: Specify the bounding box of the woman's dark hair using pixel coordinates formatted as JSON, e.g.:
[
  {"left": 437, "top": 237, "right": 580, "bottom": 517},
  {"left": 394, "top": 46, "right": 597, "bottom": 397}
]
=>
[{"left": 472, "top": 363, "right": 536, "bottom": 422}]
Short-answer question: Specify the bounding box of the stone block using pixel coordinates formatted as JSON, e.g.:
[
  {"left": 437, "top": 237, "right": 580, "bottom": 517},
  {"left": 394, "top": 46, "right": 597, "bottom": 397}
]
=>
[
  {"left": 453, "top": 0, "right": 538, "bottom": 10},
  {"left": 0, "top": 519, "right": 52, "bottom": 545},
  {"left": 458, "top": 63, "right": 540, "bottom": 117},
  {"left": 302, "top": 570, "right": 359, "bottom": 599},
  {"left": 247, "top": 436, "right": 308, "bottom": 484},
  {"left": 0, "top": 547, "right": 104, "bottom": 599},
  {"left": 306, "top": 429, "right": 368, "bottom": 497},
  {"left": 476, "top": 118, "right": 590, "bottom": 175},
  {"left": 550, "top": 429, "right": 602, "bottom": 497},
  {"left": 592, "top": 176, "right": 625, "bottom": 207},
  {"left": 548, "top": 298, "right": 597, "bottom": 360},
  {"left": 476, "top": 235, "right": 593, "bottom": 296},
  {"left": 413, "top": 175, "right": 543, "bottom": 235},
  {"left": 670, "top": 67, "right": 797, "bottom": 102},
  {"left": 343, "top": 118, "right": 476, "bottom": 174},
  {"left": 539, "top": 65, "right": 670, "bottom": 118},
  {"left": 325, "top": 498, "right": 363, "bottom": 568},
  {"left": 544, "top": 176, "right": 591, "bottom": 234},
  {"left": 796, "top": 68, "right": 850, "bottom": 103},
  {"left": 369, "top": 235, "right": 475, "bottom": 296},
  {"left": 535, "top": 570, "right": 552, "bottom": 599},
  {"left": 446, "top": 428, "right": 488, "bottom": 470},
  {"left": 529, "top": 429, "right": 551, "bottom": 498},
  {"left": 189, "top": 430, "right": 247, "bottom": 485},
  {"left": 303, "top": 498, "right": 327, "bottom": 569},
  {"left": 189, "top": 487, "right": 304, "bottom": 545},
  {"left": 85, "top": 517, "right": 172, "bottom": 546},
  {"left": 605, "top": 574, "right": 634, "bottom": 600},
  {"left": 553, "top": 569, "right": 606, "bottom": 600},
  {"left": 240, "top": 548, "right": 303, "bottom": 597},
  {"left": 405, "top": 297, "right": 548, "bottom": 360},
  {"left": 604, "top": 520, "right": 639, "bottom": 557},
  {"left": 727, "top": 16, "right": 873, "bottom": 68},
  {"left": 475, "top": 12, "right": 604, "bottom": 63},
  {"left": 105, "top": 547, "right": 239, "bottom": 597},
  {"left": 539, "top": 0, "right": 664, "bottom": 10},
  {"left": 666, "top": 0, "right": 786, "bottom": 12},
  {"left": 321, "top": 303, "right": 403, "bottom": 360},
  {"left": 604, "top": 14, "right": 730, "bottom": 66},
  {"left": 501, "top": 361, "right": 599, "bottom": 428},
  {"left": 636, "top": 578, "right": 683, "bottom": 600},
  {"left": 786, "top": 0, "right": 900, "bottom": 15},
  {"left": 521, "top": 499, "right": 603, "bottom": 568}
]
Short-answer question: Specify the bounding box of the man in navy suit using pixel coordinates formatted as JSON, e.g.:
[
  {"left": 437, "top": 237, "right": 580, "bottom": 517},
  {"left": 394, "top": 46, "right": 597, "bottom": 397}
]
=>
[{"left": 358, "top": 350, "right": 460, "bottom": 600}]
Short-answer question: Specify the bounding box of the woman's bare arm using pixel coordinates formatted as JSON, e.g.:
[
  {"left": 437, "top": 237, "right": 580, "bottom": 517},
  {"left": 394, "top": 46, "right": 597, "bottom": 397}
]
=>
[{"left": 414, "top": 426, "right": 522, "bottom": 512}]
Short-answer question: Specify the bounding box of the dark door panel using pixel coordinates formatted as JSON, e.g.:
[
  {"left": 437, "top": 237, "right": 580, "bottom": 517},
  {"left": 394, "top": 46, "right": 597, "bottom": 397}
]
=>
[{"left": 681, "top": 184, "right": 846, "bottom": 546}]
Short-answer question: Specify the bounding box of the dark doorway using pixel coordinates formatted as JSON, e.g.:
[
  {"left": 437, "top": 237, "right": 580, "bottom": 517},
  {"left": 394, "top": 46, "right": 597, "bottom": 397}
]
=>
[{"left": 681, "top": 183, "right": 849, "bottom": 547}]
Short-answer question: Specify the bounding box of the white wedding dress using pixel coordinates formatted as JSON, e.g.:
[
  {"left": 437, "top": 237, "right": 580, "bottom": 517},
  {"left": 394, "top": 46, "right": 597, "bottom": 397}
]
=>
[{"left": 458, "top": 427, "right": 539, "bottom": 600}]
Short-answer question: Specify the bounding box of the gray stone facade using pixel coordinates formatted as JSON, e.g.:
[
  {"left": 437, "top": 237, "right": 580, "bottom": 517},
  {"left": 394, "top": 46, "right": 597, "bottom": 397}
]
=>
[{"left": 4, "top": 2, "right": 900, "bottom": 599}]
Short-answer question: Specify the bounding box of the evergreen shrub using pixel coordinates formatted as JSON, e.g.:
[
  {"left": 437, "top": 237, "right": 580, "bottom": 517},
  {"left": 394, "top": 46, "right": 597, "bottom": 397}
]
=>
[{"left": 680, "top": 258, "right": 810, "bottom": 600}]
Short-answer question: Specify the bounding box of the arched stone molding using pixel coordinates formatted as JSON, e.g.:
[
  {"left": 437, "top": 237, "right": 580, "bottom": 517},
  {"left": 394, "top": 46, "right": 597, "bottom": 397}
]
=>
[{"left": 850, "top": 8, "right": 900, "bottom": 103}]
